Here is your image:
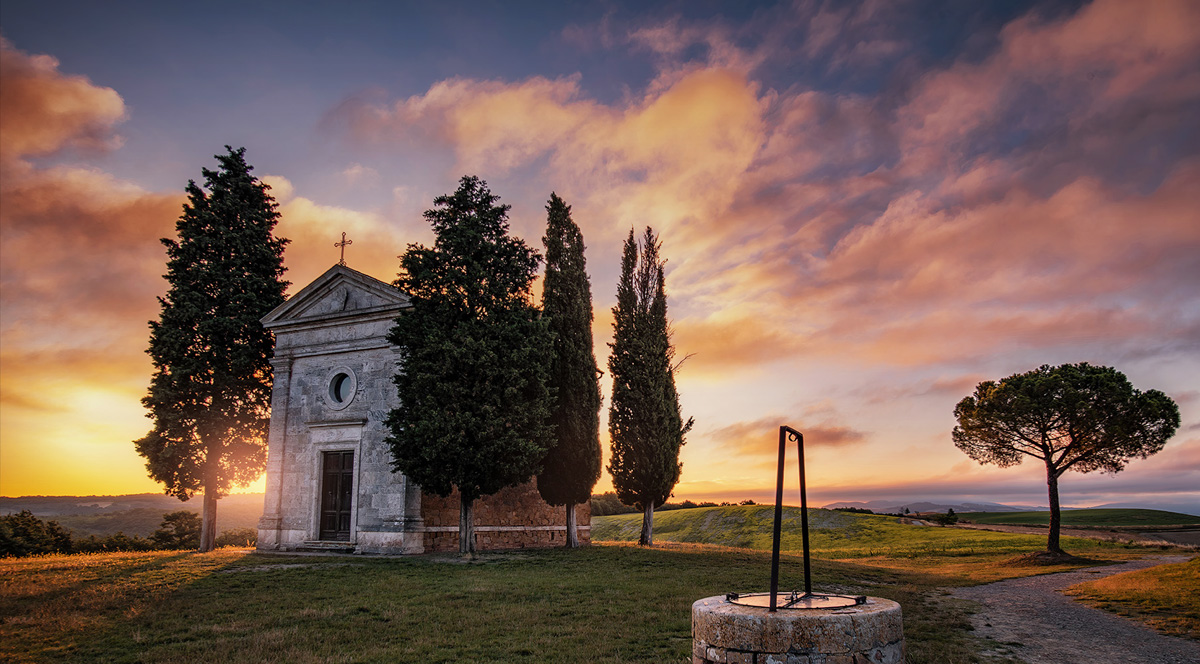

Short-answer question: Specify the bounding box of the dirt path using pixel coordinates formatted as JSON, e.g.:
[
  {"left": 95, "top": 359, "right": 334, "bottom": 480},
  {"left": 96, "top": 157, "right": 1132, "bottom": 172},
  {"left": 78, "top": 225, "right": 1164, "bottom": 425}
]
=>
[{"left": 951, "top": 556, "right": 1199, "bottom": 663}]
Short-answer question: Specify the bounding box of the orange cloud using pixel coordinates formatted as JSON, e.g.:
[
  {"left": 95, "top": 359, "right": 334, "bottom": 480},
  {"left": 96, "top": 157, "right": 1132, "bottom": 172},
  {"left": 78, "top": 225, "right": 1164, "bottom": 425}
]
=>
[
  {"left": 0, "top": 42, "right": 182, "bottom": 496},
  {"left": 263, "top": 175, "right": 413, "bottom": 287},
  {"left": 331, "top": 67, "right": 765, "bottom": 251},
  {"left": 329, "top": 0, "right": 1200, "bottom": 380},
  {"left": 670, "top": 316, "right": 801, "bottom": 375},
  {"left": 708, "top": 415, "right": 867, "bottom": 460},
  {"left": 0, "top": 38, "right": 125, "bottom": 162}
]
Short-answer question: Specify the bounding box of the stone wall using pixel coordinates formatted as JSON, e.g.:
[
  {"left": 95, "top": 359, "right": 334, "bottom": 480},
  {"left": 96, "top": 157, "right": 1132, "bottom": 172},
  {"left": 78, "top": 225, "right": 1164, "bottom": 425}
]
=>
[{"left": 421, "top": 480, "right": 592, "bottom": 552}]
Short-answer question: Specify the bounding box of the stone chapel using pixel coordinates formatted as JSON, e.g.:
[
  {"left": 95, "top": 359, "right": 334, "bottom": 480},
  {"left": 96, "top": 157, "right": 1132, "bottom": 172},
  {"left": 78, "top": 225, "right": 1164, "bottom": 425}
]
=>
[{"left": 255, "top": 264, "right": 590, "bottom": 554}]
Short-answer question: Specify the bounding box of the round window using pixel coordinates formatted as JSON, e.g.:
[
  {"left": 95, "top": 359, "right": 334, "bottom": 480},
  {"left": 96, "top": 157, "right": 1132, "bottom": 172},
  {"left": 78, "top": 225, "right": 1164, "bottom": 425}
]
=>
[
  {"left": 325, "top": 367, "right": 357, "bottom": 410},
  {"left": 330, "top": 373, "right": 353, "bottom": 403}
]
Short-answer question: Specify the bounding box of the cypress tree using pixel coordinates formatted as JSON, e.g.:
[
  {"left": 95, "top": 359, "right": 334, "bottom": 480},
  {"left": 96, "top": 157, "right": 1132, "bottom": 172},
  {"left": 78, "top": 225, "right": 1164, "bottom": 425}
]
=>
[
  {"left": 386, "top": 176, "right": 553, "bottom": 554},
  {"left": 135, "top": 146, "right": 288, "bottom": 552},
  {"left": 607, "top": 227, "right": 693, "bottom": 546},
  {"left": 536, "top": 193, "right": 602, "bottom": 548}
]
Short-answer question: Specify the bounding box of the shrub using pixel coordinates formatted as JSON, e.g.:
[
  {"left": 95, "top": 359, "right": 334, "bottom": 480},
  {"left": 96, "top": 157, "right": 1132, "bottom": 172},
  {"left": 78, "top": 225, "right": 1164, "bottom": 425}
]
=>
[
  {"left": 73, "top": 532, "right": 156, "bottom": 553},
  {"left": 151, "top": 511, "right": 202, "bottom": 550},
  {"left": 215, "top": 528, "right": 257, "bottom": 547},
  {"left": 930, "top": 509, "right": 960, "bottom": 526},
  {"left": 590, "top": 492, "right": 639, "bottom": 516},
  {"left": 0, "top": 511, "right": 73, "bottom": 557}
]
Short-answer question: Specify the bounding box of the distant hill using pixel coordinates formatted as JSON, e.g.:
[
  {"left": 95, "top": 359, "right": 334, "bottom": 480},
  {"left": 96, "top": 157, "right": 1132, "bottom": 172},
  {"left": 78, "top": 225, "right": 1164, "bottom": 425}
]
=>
[
  {"left": 960, "top": 508, "right": 1200, "bottom": 528},
  {"left": 821, "top": 500, "right": 1037, "bottom": 514},
  {"left": 822, "top": 498, "right": 1200, "bottom": 517},
  {"left": 0, "top": 493, "right": 264, "bottom": 537},
  {"left": 1089, "top": 501, "right": 1200, "bottom": 518}
]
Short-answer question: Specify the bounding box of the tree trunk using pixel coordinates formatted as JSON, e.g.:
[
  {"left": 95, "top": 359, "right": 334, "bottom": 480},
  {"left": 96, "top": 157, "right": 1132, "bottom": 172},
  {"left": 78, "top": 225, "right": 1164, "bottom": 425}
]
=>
[
  {"left": 1046, "top": 465, "right": 1064, "bottom": 554},
  {"left": 199, "top": 483, "right": 218, "bottom": 553},
  {"left": 565, "top": 502, "right": 579, "bottom": 548},
  {"left": 459, "top": 495, "right": 476, "bottom": 554},
  {"left": 638, "top": 503, "right": 654, "bottom": 546}
]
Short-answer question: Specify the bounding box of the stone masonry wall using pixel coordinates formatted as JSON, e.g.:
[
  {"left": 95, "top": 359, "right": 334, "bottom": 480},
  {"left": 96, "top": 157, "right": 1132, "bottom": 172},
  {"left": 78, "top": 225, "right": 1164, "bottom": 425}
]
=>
[{"left": 421, "top": 479, "right": 591, "bottom": 552}]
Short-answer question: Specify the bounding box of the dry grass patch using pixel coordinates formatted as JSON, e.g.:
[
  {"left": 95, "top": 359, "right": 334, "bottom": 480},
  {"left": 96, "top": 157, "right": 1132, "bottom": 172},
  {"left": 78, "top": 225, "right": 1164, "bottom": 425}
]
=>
[
  {"left": 1065, "top": 556, "right": 1200, "bottom": 640},
  {"left": 0, "top": 548, "right": 252, "bottom": 661},
  {"left": 830, "top": 551, "right": 1142, "bottom": 585}
]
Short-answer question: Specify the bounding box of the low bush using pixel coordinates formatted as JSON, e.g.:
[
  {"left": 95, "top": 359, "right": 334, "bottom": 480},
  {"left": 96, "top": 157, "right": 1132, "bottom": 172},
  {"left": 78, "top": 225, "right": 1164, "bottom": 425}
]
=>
[
  {"left": 215, "top": 527, "right": 257, "bottom": 547},
  {"left": 0, "top": 510, "right": 73, "bottom": 556}
]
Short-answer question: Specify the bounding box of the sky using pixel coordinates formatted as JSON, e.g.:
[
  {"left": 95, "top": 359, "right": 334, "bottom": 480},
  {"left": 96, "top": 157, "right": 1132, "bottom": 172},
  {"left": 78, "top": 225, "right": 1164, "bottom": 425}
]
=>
[{"left": 1, "top": 0, "right": 1198, "bottom": 514}]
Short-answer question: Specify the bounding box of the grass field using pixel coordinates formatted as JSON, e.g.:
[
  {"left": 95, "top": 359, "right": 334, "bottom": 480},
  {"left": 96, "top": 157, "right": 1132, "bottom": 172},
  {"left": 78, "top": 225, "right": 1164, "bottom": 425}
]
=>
[
  {"left": 0, "top": 507, "right": 1181, "bottom": 663},
  {"left": 2, "top": 545, "right": 1003, "bottom": 664},
  {"left": 958, "top": 508, "right": 1200, "bottom": 527},
  {"left": 1066, "top": 557, "right": 1200, "bottom": 640},
  {"left": 593, "top": 505, "right": 1147, "bottom": 580}
]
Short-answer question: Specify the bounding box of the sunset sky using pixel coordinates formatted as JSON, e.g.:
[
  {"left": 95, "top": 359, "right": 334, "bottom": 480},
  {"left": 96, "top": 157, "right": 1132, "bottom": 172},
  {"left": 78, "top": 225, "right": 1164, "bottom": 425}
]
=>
[{"left": 2, "top": 0, "right": 1198, "bottom": 514}]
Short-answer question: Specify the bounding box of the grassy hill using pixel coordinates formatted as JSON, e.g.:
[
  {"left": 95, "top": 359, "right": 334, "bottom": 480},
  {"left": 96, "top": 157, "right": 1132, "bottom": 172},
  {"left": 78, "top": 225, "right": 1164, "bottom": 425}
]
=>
[
  {"left": 592, "top": 504, "right": 1133, "bottom": 560},
  {"left": 959, "top": 508, "right": 1200, "bottom": 528}
]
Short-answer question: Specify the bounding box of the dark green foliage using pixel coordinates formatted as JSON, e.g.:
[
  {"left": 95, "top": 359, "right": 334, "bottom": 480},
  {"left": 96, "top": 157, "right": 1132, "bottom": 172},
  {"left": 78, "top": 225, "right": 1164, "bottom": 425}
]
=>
[
  {"left": 953, "top": 363, "right": 1179, "bottom": 552},
  {"left": 590, "top": 492, "right": 640, "bottom": 516},
  {"left": 0, "top": 511, "right": 73, "bottom": 557},
  {"left": 591, "top": 493, "right": 714, "bottom": 515},
  {"left": 73, "top": 532, "right": 157, "bottom": 553},
  {"left": 536, "top": 194, "right": 602, "bottom": 529},
  {"left": 834, "top": 507, "right": 876, "bottom": 514},
  {"left": 214, "top": 528, "right": 257, "bottom": 547},
  {"left": 135, "top": 146, "right": 288, "bottom": 552},
  {"left": 151, "top": 511, "right": 202, "bottom": 550},
  {"left": 930, "top": 509, "right": 959, "bottom": 526},
  {"left": 607, "top": 228, "right": 693, "bottom": 544},
  {"left": 386, "top": 176, "right": 552, "bottom": 552}
]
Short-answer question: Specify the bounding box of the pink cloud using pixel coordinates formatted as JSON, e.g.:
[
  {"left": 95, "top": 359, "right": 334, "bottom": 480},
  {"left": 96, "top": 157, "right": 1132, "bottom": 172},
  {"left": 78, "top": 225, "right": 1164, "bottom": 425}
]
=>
[
  {"left": 321, "top": 0, "right": 1200, "bottom": 381},
  {"left": 707, "top": 415, "right": 867, "bottom": 464},
  {"left": 0, "top": 38, "right": 125, "bottom": 162}
]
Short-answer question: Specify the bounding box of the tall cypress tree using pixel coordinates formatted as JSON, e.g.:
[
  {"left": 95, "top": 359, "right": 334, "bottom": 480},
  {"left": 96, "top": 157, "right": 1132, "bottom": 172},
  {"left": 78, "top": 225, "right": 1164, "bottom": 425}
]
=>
[
  {"left": 607, "top": 227, "right": 693, "bottom": 546},
  {"left": 536, "top": 193, "right": 602, "bottom": 548},
  {"left": 135, "top": 146, "right": 288, "bottom": 552},
  {"left": 386, "top": 176, "right": 553, "bottom": 554}
]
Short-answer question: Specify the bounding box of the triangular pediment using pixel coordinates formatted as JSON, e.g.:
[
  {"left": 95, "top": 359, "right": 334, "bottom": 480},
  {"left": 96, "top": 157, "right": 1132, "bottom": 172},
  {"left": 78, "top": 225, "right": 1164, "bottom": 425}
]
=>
[{"left": 261, "top": 264, "right": 409, "bottom": 328}]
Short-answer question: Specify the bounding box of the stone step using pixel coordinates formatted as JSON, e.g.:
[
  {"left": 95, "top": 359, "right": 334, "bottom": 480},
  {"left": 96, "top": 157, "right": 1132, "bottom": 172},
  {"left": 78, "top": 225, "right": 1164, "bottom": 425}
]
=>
[{"left": 295, "top": 541, "right": 356, "bottom": 554}]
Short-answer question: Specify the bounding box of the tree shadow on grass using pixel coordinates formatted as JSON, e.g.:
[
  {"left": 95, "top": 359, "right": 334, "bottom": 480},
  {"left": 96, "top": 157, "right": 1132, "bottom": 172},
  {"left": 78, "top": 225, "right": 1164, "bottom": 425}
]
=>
[{"left": 1, "top": 549, "right": 251, "bottom": 662}]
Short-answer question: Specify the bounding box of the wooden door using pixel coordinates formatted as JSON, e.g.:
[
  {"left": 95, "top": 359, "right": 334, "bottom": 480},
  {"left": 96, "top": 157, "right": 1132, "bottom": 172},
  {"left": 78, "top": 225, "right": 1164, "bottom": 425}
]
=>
[{"left": 319, "top": 451, "right": 354, "bottom": 541}]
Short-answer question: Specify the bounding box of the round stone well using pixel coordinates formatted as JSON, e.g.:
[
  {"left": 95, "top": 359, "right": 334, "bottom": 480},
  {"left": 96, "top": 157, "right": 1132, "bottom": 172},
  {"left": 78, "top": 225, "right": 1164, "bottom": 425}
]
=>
[{"left": 692, "top": 592, "right": 904, "bottom": 664}]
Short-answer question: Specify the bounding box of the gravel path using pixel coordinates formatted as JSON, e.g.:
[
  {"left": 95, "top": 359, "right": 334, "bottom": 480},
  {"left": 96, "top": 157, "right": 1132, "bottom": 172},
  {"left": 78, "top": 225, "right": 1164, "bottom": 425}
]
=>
[{"left": 951, "top": 556, "right": 1199, "bottom": 663}]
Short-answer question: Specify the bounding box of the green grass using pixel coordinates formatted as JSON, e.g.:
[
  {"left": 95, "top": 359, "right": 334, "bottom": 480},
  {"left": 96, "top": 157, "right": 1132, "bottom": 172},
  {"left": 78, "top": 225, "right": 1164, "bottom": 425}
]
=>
[
  {"left": 1, "top": 508, "right": 1173, "bottom": 663},
  {"left": 1066, "top": 557, "right": 1200, "bottom": 639},
  {"left": 957, "top": 508, "right": 1199, "bottom": 527},
  {"left": 594, "top": 505, "right": 1141, "bottom": 567},
  {"left": 0, "top": 542, "right": 1070, "bottom": 664}
]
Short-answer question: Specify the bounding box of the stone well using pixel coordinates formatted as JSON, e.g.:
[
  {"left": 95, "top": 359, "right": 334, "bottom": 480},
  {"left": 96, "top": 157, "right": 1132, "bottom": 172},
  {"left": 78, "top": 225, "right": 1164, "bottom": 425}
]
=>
[{"left": 691, "top": 594, "right": 904, "bottom": 664}]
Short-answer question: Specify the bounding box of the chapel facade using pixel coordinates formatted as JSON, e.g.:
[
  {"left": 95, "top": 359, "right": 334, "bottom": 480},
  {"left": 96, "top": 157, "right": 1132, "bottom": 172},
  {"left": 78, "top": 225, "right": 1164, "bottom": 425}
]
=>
[{"left": 256, "top": 264, "right": 589, "bottom": 554}]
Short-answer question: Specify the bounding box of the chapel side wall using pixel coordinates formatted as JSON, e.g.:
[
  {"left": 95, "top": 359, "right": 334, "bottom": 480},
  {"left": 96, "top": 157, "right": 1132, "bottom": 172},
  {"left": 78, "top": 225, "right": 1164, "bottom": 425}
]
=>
[{"left": 421, "top": 479, "right": 592, "bottom": 552}]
